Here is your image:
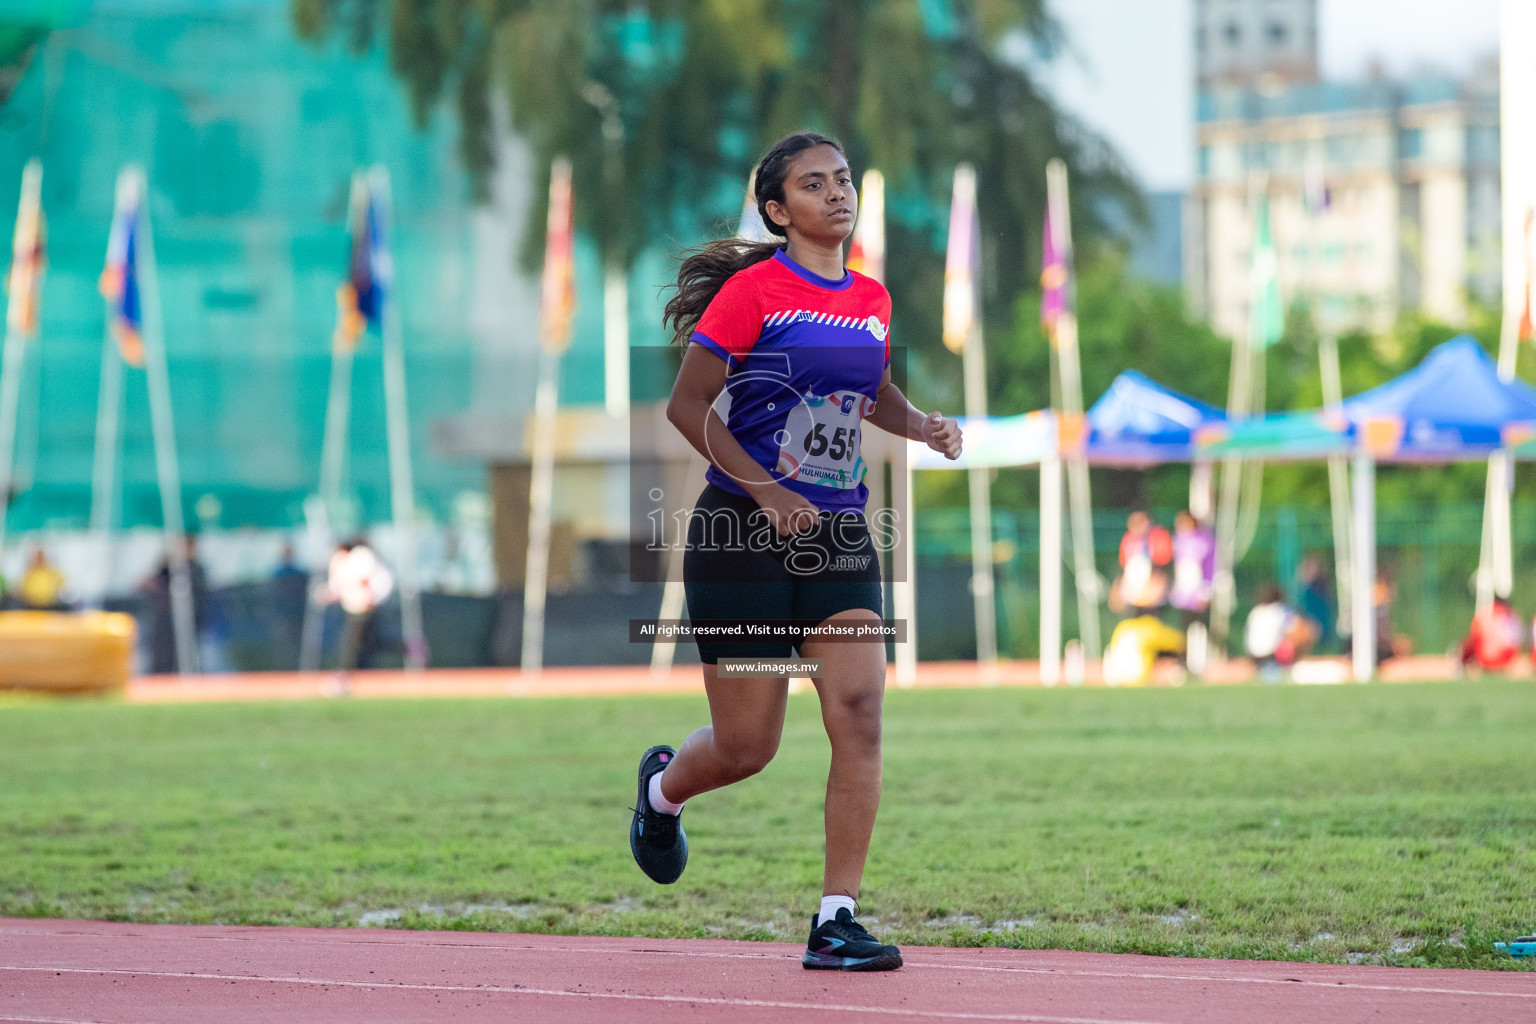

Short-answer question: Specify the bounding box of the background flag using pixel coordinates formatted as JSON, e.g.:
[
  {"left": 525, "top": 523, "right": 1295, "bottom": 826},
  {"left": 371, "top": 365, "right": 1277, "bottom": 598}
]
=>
[
  {"left": 540, "top": 156, "right": 576, "bottom": 353},
  {"left": 1250, "top": 192, "right": 1284, "bottom": 348},
  {"left": 6, "top": 159, "right": 44, "bottom": 338},
  {"left": 1519, "top": 208, "right": 1534, "bottom": 343},
  {"left": 1040, "top": 203, "right": 1071, "bottom": 337},
  {"left": 846, "top": 168, "right": 885, "bottom": 284},
  {"left": 333, "top": 173, "right": 391, "bottom": 350},
  {"left": 99, "top": 172, "right": 144, "bottom": 367},
  {"left": 942, "top": 163, "right": 979, "bottom": 355}
]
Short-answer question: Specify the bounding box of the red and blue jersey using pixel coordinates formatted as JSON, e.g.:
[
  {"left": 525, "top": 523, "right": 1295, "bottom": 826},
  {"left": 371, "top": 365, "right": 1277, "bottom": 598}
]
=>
[{"left": 691, "top": 249, "right": 892, "bottom": 511}]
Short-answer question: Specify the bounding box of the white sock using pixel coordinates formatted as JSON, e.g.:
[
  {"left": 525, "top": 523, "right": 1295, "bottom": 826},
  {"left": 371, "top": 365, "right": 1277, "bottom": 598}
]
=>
[
  {"left": 648, "top": 770, "right": 684, "bottom": 815},
  {"left": 818, "top": 894, "right": 857, "bottom": 925}
]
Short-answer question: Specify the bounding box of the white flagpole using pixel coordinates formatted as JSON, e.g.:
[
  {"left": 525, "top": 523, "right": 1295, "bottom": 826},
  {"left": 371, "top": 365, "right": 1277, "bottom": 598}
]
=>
[
  {"left": 1304, "top": 160, "right": 1355, "bottom": 638},
  {"left": 321, "top": 174, "right": 365, "bottom": 528},
  {"left": 131, "top": 166, "right": 199, "bottom": 675},
  {"left": 522, "top": 156, "right": 575, "bottom": 675},
  {"left": 1481, "top": 0, "right": 1534, "bottom": 607},
  {"left": 848, "top": 168, "right": 913, "bottom": 682},
  {"left": 963, "top": 316, "right": 998, "bottom": 668},
  {"left": 301, "top": 173, "right": 366, "bottom": 671},
  {"left": 88, "top": 323, "right": 123, "bottom": 607},
  {"left": 521, "top": 342, "right": 560, "bottom": 673},
  {"left": 297, "top": 341, "right": 353, "bottom": 670},
  {"left": 1040, "top": 445, "right": 1063, "bottom": 684},
  {"left": 0, "top": 159, "right": 42, "bottom": 565},
  {"left": 1046, "top": 159, "right": 1101, "bottom": 661},
  {"left": 893, "top": 437, "right": 917, "bottom": 685},
  {"left": 1319, "top": 331, "right": 1354, "bottom": 637},
  {"left": 1211, "top": 177, "right": 1268, "bottom": 654},
  {"left": 946, "top": 164, "right": 997, "bottom": 669},
  {"left": 1350, "top": 451, "right": 1376, "bottom": 682},
  {"left": 0, "top": 323, "right": 29, "bottom": 564},
  {"left": 298, "top": 494, "right": 329, "bottom": 671},
  {"left": 649, "top": 454, "right": 706, "bottom": 678},
  {"left": 373, "top": 167, "right": 427, "bottom": 670},
  {"left": 604, "top": 262, "right": 630, "bottom": 419}
]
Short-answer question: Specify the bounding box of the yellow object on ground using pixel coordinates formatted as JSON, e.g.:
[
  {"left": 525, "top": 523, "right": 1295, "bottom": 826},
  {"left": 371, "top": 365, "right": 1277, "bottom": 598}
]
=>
[
  {"left": 0, "top": 611, "right": 136, "bottom": 694},
  {"left": 18, "top": 565, "right": 66, "bottom": 608},
  {"left": 1103, "top": 616, "right": 1186, "bottom": 686}
]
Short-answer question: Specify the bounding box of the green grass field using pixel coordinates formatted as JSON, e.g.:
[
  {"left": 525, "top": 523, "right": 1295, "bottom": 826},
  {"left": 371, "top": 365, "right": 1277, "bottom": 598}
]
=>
[{"left": 2, "top": 681, "right": 1534, "bottom": 969}]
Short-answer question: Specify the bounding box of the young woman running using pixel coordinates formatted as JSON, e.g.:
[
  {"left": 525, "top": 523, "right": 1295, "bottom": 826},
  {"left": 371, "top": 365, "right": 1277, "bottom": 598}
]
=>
[{"left": 629, "top": 132, "right": 962, "bottom": 972}]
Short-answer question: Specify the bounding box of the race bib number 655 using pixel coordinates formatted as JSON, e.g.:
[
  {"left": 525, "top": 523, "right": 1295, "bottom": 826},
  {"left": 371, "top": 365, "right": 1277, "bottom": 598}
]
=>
[{"left": 775, "top": 389, "right": 875, "bottom": 489}]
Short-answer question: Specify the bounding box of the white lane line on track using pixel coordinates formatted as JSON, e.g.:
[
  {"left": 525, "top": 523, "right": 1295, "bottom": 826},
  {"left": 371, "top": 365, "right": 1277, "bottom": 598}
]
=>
[
  {"left": 5, "top": 934, "right": 1533, "bottom": 1001},
  {"left": 0, "top": 966, "right": 1175, "bottom": 1024},
  {"left": 517, "top": 945, "right": 1536, "bottom": 1000}
]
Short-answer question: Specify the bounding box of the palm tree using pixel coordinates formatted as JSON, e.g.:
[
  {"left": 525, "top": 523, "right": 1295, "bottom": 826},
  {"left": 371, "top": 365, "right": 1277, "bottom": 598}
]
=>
[{"left": 293, "top": 0, "right": 1141, "bottom": 395}]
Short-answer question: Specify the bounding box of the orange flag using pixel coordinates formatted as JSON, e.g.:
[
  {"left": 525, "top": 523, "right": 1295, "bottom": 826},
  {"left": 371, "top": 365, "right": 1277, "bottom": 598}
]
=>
[{"left": 540, "top": 157, "right": 576, "bottom": 353}]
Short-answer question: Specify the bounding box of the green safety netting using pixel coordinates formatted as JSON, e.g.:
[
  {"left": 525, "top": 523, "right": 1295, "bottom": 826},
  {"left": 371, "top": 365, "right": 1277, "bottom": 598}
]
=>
[{"left": 0, "top": 0, "right": 678, "bottom": 532}]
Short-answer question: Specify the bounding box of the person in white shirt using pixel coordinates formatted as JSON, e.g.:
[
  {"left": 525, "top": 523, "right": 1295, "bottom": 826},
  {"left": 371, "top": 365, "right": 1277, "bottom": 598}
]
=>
[
  {"left": 1245, "top": 584, "right": 1314, "bottom": 681},
  {"left": 321, "top": 538, "right": 394, "bottom": 675}
]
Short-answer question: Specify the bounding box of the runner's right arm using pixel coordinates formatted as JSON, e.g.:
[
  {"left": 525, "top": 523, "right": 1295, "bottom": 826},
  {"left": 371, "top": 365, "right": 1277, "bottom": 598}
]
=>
[{"left": 667, "top": 343, "right": 819, "bottom": 536}]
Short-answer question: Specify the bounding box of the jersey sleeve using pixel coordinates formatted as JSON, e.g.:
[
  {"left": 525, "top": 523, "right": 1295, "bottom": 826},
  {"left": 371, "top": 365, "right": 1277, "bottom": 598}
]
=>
[
  {"left": 690, "top": 272, "right": 763, "bottom": 369},
  {"left": 881, "top": 289, "right": 892, "bottom": 367}
]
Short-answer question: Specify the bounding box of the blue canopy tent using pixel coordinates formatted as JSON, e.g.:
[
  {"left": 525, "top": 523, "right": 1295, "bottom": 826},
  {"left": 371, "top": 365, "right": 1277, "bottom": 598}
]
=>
[
  {"left": 1194, "top": 336, "right": 1536, "bottom": 680},
  {"left": 905, "top": 372, "right": 1227, "bottom": 681},
  {"left": 1197, "top": 338, "right": 1536, "bottom": 463},
  {"left": 1083, "top": 370, "right": 1227, "bottom": 466},
  {"left": 907, "top": 370, "right": 1229, "bottom": 470}
]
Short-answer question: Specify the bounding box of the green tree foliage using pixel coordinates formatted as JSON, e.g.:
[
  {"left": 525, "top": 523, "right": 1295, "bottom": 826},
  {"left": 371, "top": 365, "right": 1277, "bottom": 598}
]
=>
[
  {"left": 290, "top": 0, "right": 1139, "bottom": 390},
  {"left": 919, "top": 246, "right": 1232, "bottom": 512},
  {"left": 0, "top": 24, "right": 48, "bottom": 109}
]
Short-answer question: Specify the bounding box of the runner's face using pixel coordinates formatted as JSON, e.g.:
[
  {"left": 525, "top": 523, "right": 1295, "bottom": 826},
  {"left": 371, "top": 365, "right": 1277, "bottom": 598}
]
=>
[{"left": 765, "top": 145, "right": 857, "bottom": 246}]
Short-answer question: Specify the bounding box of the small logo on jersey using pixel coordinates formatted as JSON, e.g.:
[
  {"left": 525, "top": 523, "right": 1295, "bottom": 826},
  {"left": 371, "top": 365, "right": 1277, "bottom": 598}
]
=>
[{"left": 866, "top": 315, "right": 888, "bottom": 341}]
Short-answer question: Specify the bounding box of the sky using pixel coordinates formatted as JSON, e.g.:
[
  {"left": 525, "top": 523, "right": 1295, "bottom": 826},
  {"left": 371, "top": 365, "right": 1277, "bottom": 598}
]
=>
[{"left": 1045, "top": 0, "right": 1502, "bottom": 192}]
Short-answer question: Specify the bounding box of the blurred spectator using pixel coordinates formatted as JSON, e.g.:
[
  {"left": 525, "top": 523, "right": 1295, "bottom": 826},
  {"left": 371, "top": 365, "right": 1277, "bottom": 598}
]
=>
[
  {"left": 1112, "top": 511, "right": 1171, "bottom": 617},
  {"left": 1343, "top": 573, "right": 1410, "bottom": 667},
  {"left": 141, "top": 537, "right": 212, "bottom": 675},
  {"left": 321, "top": 537, "right": 394, "bottom": 676},
  {"left": 1169, "top": 510, "right": 1214, "bottom": 623},
  {"left": 1245, "top": 584, "right": 1315, "bottom": 681},
  {"left": 1103, "top": 615, "right": 1185, "bottom": 686},
  {"left": 1296, "top": 556, "right": 1336, "bottom": 652},
  {"left": 1460, "top": 597, "right": 1522, "bottom": 674},
  {"left": 268, "top": 542, "right": 308, "bottom": 670},
  {"left": 1169, "top": 510, "right": 1214, "bottom": 674},
  {"left": 1372, "top": 573, "right": 1411, "bottom": 663},
  {"left": 17, "top": 548, "right": 67, "bottom": 610}
]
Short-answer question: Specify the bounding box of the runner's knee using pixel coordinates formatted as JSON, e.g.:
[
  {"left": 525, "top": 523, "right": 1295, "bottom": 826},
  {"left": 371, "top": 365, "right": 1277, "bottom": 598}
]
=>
[
  {"left": 824, "top": 686, "right": 883, "bottom": 753},
  {"left": 719, "top": 737, "right": 779, "bottom": 780}
]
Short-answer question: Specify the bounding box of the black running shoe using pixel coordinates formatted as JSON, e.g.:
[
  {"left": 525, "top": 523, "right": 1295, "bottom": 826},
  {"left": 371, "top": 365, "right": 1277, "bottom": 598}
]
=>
[
  {"left": 802, "top": 908, "right": 903, "bottom": 971},
  {"left": 629, "top": 745, "right": 688, "bottom": 884}
]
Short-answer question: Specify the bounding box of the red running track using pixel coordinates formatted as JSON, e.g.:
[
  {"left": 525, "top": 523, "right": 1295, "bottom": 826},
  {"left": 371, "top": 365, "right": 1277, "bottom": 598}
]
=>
[{"left": 2, "top": 918, "right": 1532, "bottom": 1023}]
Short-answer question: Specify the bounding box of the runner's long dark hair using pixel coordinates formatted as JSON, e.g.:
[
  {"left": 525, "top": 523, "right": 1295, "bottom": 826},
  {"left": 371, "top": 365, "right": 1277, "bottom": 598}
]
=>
[{"left": 664, "top": 132, "right": 845, "bottom": 345}]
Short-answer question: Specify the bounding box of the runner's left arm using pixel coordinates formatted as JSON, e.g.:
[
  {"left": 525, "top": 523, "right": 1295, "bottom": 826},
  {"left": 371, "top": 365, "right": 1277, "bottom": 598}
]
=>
[{"left": 866, "top": 366, "right": 962, "bottom": 459}]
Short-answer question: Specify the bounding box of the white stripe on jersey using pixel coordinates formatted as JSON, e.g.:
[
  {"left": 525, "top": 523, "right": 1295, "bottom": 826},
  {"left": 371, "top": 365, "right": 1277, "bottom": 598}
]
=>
[{"left": 763, "top": 311, "right": 882, "bottom": 331}]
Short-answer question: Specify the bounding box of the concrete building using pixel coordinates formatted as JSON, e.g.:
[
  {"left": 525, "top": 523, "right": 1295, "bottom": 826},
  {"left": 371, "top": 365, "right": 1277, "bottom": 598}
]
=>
[
  {"left": 1196, "top": 0, "right": 1318, "bottom": 90},
  {"left": 1188, "top": 1, "right": 1499, "bottom": 341}
]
